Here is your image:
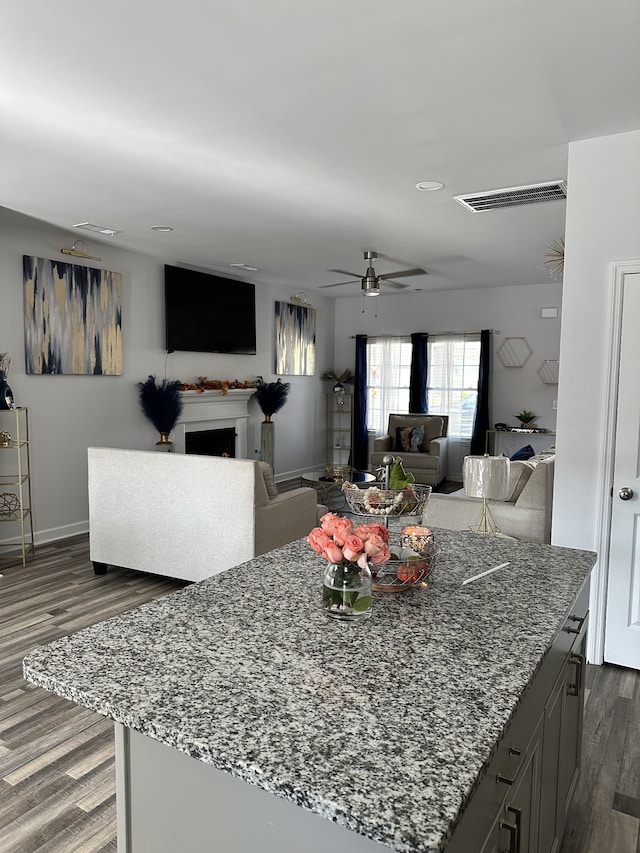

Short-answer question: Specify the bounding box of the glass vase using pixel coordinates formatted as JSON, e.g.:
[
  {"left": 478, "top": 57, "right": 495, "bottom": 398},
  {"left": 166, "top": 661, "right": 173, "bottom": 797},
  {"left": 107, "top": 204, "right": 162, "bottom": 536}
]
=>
[{"left": 322, "top": 561, "right": 373, "bottom": 622}]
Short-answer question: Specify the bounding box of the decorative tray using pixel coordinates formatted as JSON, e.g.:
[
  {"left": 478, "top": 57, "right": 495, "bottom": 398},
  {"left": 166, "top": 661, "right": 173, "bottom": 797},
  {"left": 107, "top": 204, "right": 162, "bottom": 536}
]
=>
[
  {"left": 371, "top": 542, "right": 439, "bottom": 592},
  {"left": 342, "top": 482, "right": 432, "bottom": 517}
]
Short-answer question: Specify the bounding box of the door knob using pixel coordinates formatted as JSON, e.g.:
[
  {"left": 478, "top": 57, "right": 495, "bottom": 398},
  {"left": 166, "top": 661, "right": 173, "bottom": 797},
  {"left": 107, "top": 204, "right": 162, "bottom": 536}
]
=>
[{"left": 619, "top": 487, "right": 634, "bottom": 501}]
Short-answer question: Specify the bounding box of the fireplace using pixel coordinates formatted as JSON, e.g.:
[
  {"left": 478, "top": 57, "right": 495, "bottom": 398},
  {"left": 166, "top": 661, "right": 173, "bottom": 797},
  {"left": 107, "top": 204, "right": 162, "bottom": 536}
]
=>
[
  {"left": 172, "top": 390, "right": 253, "bottom": 458},
  {"left": 185, "top": 427, "right": 236, "bottom": 457}
]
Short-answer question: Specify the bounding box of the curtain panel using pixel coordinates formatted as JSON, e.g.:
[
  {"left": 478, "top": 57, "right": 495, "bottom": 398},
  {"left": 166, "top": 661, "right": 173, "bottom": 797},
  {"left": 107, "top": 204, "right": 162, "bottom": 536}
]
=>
[
  {"left": 470, "top": 329, "right": 491, "bottom": 455},
  {"left": 409, "top": 332, "right": 428, "bottom": 413},
  {"left": 353, "top": 335, "right": 368, "bottom": 471}
]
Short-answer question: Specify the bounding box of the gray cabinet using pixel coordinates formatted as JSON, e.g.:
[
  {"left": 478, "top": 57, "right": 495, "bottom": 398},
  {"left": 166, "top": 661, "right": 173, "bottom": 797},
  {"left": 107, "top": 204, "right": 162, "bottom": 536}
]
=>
[{"left": 447, "top": 581, "right": 589, "bottom": 853}]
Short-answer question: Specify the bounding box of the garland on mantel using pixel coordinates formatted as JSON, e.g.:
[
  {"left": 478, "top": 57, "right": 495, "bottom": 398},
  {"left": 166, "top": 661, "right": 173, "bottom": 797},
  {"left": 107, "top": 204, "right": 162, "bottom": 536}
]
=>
[{"left": 180, "top": 377, "right": 259, "bottom": 394}]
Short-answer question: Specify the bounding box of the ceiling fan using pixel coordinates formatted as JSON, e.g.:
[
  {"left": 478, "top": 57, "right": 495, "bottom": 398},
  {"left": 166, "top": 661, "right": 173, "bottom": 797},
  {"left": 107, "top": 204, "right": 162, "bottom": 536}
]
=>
[{"left": 320, "top": 251, "right": 428, "bottom": 296}]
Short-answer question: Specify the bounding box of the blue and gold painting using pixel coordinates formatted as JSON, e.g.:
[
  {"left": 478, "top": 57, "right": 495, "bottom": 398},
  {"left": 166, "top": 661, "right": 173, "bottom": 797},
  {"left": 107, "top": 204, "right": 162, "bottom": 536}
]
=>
[
  {"left": 23, "top": 255, "right": 123, "bottom": 375},
  {"left": 275, "top": 300, "right": 316, "bottom": 376}
]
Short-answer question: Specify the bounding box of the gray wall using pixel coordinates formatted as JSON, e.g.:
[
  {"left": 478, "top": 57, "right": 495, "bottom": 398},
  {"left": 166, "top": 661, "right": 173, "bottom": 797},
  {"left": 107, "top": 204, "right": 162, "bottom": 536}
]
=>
[
  {"left": 555, "top": 128, "right": 640, "bottom": 549},
  {"left": 333, "top": 281, "right": 562, "bottom": 477},
  {"left": 0, "top": 208, "right": 335, "bottom": 545}
]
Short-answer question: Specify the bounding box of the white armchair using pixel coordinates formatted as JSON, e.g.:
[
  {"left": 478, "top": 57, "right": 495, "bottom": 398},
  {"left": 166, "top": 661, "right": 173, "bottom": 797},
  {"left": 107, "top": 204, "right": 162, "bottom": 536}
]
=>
[
  {"left": 88, "top": 448, "right": 321, "bottom": 582},
  {"left": 370, "top": 414, "right": 449, "bottom": 486}
]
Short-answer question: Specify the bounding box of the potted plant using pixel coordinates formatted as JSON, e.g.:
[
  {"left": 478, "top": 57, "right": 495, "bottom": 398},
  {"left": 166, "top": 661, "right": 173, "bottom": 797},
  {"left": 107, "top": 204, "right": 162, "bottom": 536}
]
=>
[
  {"left": 253, "top": 377, "right": 290, "bottom": 468},
  {"left": 138, "top": 375, "right": 184, "bottom": 446},
  {"left": 514, "top": 409, "right": 538, "bottom": 429},
  {"left": 321, "top": 369, "right": 354, "bottom": 395}
]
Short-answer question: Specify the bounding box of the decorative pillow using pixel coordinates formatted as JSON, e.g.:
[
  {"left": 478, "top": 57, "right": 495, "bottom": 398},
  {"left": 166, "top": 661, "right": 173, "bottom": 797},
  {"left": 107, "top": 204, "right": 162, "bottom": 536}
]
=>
[
  {"left": 258, "top": 461, "right": 279, "bottom": 499},
  {"left": 510, "top": 444, "right": 535, "bottom": 461},
  {"left": 408, "top": 425, "right": 424, "bottom": 452},
  {"left": 395, "top": 426, "right": 425, "bottom": 453},
  {"left": 504, "top": 461, "right": 534, "bottom": 501}
]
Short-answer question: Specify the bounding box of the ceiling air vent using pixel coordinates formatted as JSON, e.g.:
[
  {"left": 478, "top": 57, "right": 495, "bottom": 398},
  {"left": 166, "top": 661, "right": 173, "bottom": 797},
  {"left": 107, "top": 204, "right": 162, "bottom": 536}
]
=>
[{"left": 454, "top": 180, "right": 567, "bottom": 213}]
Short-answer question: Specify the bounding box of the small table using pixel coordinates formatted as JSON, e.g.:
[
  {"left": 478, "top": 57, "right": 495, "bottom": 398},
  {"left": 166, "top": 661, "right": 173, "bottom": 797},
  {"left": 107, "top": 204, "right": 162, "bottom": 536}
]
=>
[{"left": 301, "top": 470, "right": 376, "bottom": 505}]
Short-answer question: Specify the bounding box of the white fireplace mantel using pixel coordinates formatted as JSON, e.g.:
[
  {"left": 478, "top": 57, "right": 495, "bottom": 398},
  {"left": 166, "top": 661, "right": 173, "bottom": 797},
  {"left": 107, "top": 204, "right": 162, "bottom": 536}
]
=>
[{"left": 173, "top": 390, "right": 254, "bottom": 457}]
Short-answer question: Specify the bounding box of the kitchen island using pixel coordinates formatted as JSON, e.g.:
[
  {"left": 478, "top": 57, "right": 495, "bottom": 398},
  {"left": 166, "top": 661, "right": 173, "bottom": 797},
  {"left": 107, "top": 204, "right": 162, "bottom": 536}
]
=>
[{"left": 23, "top": 530, "right": 595, "bottom": 853}]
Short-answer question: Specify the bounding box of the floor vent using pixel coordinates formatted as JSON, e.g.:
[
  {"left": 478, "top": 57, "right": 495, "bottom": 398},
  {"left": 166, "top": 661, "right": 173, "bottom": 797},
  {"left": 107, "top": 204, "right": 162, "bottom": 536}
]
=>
[{"left": 454, "top": 180, "right": 567, "bottom": 212}]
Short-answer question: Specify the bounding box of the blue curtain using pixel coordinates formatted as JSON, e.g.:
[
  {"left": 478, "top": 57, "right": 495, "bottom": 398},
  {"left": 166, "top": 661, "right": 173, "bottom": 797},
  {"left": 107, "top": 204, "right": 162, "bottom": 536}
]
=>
[
  {"left": 470, "top": 329, "right": 491, "bottom": 455},
  {"left": 353, "top": 335, "right": 368, "bottom": 471},
  {"left": 409, "top": 332, "right": 428, "bottom": 413}
]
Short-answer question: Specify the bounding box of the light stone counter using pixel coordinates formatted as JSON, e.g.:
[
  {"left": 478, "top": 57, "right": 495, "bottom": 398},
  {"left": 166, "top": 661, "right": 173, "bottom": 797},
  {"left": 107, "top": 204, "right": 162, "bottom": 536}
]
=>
[{"left": 23, "top": 529, "right": 596, "bottom": 852}]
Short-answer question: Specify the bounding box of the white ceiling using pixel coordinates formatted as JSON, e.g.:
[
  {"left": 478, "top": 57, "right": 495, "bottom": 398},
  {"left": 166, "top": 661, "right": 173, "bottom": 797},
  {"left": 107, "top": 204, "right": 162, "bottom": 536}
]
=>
[{"left": 2, "top": 0, "right": 639, "bottom": 296}]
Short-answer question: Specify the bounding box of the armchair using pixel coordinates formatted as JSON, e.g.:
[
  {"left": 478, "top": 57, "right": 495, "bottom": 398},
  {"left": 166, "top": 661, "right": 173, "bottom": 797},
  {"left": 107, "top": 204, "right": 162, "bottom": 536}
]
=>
[{"left": 370, "top": 414, "right": 449, "bottom": 486}]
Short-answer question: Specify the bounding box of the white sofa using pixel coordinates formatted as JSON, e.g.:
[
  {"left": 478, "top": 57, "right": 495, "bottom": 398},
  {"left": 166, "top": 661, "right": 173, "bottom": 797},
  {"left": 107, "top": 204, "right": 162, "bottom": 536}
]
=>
[
  {"left": 423, "top": 453, "right": 555, "bottom": 544},
  {"left": 88, "top": 447, "right": 320, "bottom": 582}
]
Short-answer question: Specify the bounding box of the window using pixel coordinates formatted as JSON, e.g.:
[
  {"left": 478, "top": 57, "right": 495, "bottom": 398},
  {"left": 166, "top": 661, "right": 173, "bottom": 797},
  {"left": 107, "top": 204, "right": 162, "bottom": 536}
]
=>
[
  {"left": 366, "top": 337, "right": 412, "bottom": 434},
  {"left": 427, "top": 334, "right": 481, "bottom": 439},
  {"left": 365, "top": 333, "right": 481, "bottom": 440}
]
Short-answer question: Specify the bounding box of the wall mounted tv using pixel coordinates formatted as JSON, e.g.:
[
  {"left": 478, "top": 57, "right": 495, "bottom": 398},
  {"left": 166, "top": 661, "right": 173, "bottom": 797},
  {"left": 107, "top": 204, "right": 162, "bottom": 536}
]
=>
[{"left": 165, "top": 264, "right": 257, "bottom": 354}]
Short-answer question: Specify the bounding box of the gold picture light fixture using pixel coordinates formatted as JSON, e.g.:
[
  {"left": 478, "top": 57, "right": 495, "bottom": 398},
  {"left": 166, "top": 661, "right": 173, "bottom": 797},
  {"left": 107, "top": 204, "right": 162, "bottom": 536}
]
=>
[{"left": 60, "top": 240, "right": 101, "bottom": 261}]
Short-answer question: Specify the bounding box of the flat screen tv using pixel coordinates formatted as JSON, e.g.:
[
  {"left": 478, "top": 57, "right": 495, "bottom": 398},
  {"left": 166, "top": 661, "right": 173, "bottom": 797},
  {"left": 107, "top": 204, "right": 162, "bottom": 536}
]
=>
[{"left": 164, "top": 264, "right": 257, "bottom": 354}]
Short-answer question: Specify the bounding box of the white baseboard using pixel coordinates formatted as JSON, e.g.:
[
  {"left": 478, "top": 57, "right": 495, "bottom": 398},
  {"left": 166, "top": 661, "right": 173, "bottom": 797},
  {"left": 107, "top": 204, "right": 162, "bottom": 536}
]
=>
[{"left": 0, "top": 519, "right": 89, "bottom": 549}]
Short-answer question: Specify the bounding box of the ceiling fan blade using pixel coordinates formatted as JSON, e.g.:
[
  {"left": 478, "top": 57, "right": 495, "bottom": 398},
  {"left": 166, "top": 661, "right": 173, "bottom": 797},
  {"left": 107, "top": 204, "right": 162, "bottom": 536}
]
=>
[
  {"left": 318, "top": 279, "right": 359, "bottom": 289},
  {"left": 381, "top": 279, "right": 410, "bottom": 290},
  {"left": 378, "top": 267, "right": 428, "bottom": 280},
  {"left": 329, "top": 268, "right": 361, "bottom": 278}
]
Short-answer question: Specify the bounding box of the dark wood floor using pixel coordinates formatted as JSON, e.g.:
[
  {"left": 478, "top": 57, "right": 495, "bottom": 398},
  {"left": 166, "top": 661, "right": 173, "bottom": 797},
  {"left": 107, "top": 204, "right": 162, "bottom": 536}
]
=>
[
  {"left": 0, "top": 536, "right": 186, "bottom": 852},
  {"left": 0, "top": 536, "right": 638, "bottom": 852}
]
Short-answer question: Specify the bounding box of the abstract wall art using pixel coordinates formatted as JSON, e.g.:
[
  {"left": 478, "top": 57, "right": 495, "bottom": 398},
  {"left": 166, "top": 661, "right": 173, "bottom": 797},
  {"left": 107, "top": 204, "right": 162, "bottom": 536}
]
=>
[
  {"left": 23, "top": 255, "right": 123, "bottom": 375},
  {"left": 274, "top": 300, "right": 316, "bottom": 376}
]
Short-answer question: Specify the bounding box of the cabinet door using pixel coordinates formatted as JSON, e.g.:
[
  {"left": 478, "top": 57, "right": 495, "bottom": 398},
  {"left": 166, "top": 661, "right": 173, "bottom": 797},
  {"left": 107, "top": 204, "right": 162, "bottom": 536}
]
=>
[
  {"left": 539, "top": 619, "right": 588, "bottom": 853},
  {"left": 557, "top": 633, "right": 586, "bottom": 832},
  {"left": 479, "top": 814, "right": 504, "bottom": 853},
  {"left": 503, "top": 724, "right": 542, "bottom": 853},
  {"left": 539, "top": 673, "right": 563, "bottom": 853}
]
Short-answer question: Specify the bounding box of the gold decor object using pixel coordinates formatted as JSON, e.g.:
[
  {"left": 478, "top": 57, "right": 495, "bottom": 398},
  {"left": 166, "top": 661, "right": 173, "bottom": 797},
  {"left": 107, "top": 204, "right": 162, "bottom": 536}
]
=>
[
  {"left": 400, "top": 526, "right": 435, "bottom": 555},
  {"left": 0, "top": 431, "right": 11, "bottom": 447},
  {"left": 60, "top": 239, "right": 102, "bottom": 261},
  {"left": 545, "top": 237, "right": 565, "bottom": 281},
  {"left": 156, "top": 432, "right": 173, "bottom": 446},
  {"left": 0, "top": 492, "right": 20, "bottom": 517},
  {"left": 463, "top": 455, "right": 511, "bottom": 535}
]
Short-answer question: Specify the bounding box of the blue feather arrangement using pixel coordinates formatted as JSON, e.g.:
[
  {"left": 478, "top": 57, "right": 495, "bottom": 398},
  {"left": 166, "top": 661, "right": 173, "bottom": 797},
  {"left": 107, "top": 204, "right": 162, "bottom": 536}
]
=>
[
  {"left": 254, "top": 377, "right": 290, "bottom": 418},
  {"left": 137, "top": 375, "right": 184, "bottom": 434}
]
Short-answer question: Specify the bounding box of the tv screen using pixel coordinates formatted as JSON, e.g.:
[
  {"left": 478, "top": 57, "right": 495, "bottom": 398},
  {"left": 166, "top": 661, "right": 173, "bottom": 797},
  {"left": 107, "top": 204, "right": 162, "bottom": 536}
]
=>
[{"left": 165, "top": 265, "right": 257, "bottom": 354}]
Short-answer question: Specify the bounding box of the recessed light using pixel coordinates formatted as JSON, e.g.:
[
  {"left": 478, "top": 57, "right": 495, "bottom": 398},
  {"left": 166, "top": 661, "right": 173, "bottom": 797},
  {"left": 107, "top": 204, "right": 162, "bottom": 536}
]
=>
[
  {"left": 230, "top": 263, "right": 260, "bottom": 272},
  {"left": 151, "top": 225, "right": 174, "bottom": 232},
  {"left": 74, "top": 222, "right": 121, "bottom": 236},
  {"left": 415, "top": 181, "right": 445, "bottom": 192}
]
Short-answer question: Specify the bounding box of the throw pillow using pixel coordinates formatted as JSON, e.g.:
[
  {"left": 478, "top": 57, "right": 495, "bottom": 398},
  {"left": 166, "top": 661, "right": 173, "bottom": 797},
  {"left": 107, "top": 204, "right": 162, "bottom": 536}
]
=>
[
  {"left": 510, "top": 444, "right": 535, "bottom": 461},
  {"left": 504, "top": 461, "right": 534, "bottom": 501},
  {"left": 395, "top": 426, "right": 425, "bottom": 453},
  {"left": 258, "top": 461, "right": 279, "bottom": 499},
  {"left": 408, "top": 425, "right": 424, "bottom": 452}
]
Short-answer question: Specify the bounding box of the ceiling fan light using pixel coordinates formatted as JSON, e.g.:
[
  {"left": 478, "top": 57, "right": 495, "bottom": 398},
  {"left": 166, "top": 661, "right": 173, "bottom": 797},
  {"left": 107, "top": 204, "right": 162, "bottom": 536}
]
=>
[{"left": 361, "top": 278, "right": 380, "bottom": 296}]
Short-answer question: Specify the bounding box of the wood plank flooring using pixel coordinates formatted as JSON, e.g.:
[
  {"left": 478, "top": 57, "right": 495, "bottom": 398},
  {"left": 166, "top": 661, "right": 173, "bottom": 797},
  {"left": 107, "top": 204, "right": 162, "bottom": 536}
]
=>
[
  {"left": 1, "top": 536, "right": 638, "bottom": 851},
  {"left": 0, "top": 537, "right": 186, "bottom": 853}
]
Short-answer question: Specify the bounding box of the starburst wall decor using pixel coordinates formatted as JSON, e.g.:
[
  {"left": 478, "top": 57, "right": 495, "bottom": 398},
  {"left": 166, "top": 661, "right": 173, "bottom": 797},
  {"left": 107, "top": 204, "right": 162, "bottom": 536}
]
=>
[{"left": 544, "top": 237, "right": 565, "bottom": 281}]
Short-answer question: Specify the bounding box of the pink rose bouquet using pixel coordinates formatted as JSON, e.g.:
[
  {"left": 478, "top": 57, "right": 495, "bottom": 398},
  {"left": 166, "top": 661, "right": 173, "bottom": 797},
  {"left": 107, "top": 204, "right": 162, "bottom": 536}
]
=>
[
  {"left": 307, "top": 513, "right": 391, "bottom": 569},
  {"left": 310, "top": 513, "right": 391, "bottom": 620}
]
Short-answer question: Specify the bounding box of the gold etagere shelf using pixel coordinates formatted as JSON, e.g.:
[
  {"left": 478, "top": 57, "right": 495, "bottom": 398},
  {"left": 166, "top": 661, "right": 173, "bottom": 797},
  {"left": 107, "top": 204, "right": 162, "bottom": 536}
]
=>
[{"left": 0, "top": 407, "right": 35, "bottom": 566}]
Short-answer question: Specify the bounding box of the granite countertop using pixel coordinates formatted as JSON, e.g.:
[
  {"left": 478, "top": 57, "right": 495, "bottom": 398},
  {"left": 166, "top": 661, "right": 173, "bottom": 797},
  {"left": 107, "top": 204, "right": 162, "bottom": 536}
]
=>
[{"left": 23, "top": 529, "right": 595, "bottom": 853}]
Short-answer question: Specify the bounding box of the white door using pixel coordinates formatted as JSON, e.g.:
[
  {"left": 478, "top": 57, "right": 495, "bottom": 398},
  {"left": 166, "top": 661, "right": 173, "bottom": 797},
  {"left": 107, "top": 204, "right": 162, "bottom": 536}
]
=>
[{"left": 605, "top": 272, "right": 640, "bottom": 668}]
